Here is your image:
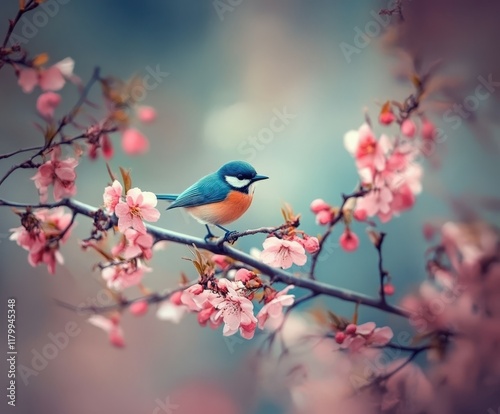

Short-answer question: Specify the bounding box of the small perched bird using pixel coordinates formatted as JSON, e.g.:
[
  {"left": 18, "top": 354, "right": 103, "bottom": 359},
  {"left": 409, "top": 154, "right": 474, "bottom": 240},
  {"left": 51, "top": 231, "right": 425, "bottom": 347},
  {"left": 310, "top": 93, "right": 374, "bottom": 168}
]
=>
[{"left": 156, "top": 161, "right": 268, "bottom": 240}]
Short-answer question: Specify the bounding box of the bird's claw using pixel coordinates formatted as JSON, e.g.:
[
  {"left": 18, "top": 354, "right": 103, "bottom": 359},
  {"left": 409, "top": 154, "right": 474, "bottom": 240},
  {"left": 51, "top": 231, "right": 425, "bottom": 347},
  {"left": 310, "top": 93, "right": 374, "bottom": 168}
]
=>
[{"left": 223, "top": 230, "right": 239, "bottom": 244}]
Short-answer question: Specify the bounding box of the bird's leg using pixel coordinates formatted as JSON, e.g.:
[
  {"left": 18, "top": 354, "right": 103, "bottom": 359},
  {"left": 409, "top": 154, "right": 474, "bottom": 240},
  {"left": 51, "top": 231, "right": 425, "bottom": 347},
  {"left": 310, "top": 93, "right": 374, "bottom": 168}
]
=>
[
  {"left": 215, "top": 224, "right": 239, "bottom": 243},
  {"left": 204, "top": 225, "right": 216, "bottom": 242}
]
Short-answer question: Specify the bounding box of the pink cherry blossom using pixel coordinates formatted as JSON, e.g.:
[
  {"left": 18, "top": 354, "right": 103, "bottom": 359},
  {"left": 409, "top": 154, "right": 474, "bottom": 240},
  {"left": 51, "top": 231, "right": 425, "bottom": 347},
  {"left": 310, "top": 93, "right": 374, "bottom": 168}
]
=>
[
  {"left": 197, "top": 302, "right": 218, "bottom": 326},
  {"left": 212, "top": 254, "right": 230, "bottom": 270},
  {"left": 299, "top": 235, "right": 320, "bottom": 254},
  {"left": 31, "top": 148, "right": 78, "bottom": 202},
  {"left": 257, "top": 285, "right": 295, "bottom": 330},
  {"left": 89, "top": 133, "right": 113, "bottom": 160},
  {"left": 379, "top": 111, "right": 395, "bottom": 125},
  {"left": 338, "top": 322, "right": 393, "bottom": 352},
  {"left": 156, "top": 291, "right": 187, "bottom": 324},
  {"left": 121, "top": 228, "right": 154, "bottom": 260},
  {"left": 101, "top": 261, "right": 149, "bottom": 290},
  {"left": 260, "top": 236, "right": 307, "bottom": 269},
  {"left": 356, "top": 185, "right": 393, "bottom": 217},
  {"left": 114, "top": 187, "right": 160, "bottom": 234},
  {"left": 316, "top": 209, "right": 333, "bottom": 225},
  {"left": 310, "top": 198, "right": 330, "bottom": 214},
  {"left": 401, "top": 119, "right": 417, "bottom": 137},
  {"left": 103, "top": 180, "right": 123, "bottom": 214},
  {"left": 421, "top": 119, "right": 436, "bottom": 140},
  {"left": 36, "top": 91, "right": 61, "bottom": 118},
  {"left": 17, "top": 57, "right": 75, "bottom": 93},
  {"left": 121, "top": 128, "right": 149, "bottom": 155},
  {"left": 353, "top": 209, "right": 368, "bottom": 221},
  {"left": 344, "top": 123, "right": 386, "bottom": 171},
  {"left": 137, "top": 106, "right": 157, "bottom": 123},
  {"left": 130, "top": 300, "right": 149, "bottom": 316},
  {"left": 339, "top": 230, "right": 359, "bottom": 252},
  {"left": 10, "top": 208, "right": 73, "bottom": 275},
  {"left": 181, "top": 284, "right": 210, "bottom": 311},
  {"left": 234, "top": 269, "right": 253, "bottom": 283},
  {"left": 87, "top": 315, "right": 125, "bottom": 348},
  {"left": 209, "top": 280, "right": 257, "bottom": 338},
  {"left": 383, "top": 283, "right": 395, "bottom": 296}
]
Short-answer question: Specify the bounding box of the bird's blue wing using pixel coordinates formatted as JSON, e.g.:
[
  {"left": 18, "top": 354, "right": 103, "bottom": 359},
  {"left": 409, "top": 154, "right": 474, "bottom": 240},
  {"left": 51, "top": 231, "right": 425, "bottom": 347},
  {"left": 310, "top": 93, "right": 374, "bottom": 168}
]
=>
[{"left": 167, "top": 174, "right": 228, "bottom": 209}]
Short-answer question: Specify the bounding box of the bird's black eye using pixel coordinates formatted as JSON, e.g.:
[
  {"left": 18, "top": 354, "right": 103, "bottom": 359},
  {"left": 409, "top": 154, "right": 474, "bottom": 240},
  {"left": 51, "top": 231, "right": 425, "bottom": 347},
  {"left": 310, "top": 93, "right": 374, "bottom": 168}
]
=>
[{"left": 237, "top": 174, "right": 244, "bottom": 180}]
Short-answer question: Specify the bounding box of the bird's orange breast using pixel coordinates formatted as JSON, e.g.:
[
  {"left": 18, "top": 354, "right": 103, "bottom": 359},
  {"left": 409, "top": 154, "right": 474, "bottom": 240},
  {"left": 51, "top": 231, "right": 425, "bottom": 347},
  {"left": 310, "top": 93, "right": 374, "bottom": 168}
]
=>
[{"left": 186, "top": 191, "right": 253, "bottom": 225}]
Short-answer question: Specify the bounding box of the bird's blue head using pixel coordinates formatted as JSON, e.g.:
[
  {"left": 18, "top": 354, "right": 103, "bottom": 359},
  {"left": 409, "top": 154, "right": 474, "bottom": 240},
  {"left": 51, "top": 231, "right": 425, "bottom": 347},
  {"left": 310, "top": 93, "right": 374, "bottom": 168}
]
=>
[{"left": 217, "top": 161, "right": 268, "bottom": 192}]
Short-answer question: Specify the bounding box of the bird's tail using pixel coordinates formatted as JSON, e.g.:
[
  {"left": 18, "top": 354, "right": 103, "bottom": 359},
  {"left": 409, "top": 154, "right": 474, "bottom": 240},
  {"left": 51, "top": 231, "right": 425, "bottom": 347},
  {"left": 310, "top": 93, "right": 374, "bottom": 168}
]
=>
[{"left": 155, "top": 194, "right": 178, "bottom": 201}]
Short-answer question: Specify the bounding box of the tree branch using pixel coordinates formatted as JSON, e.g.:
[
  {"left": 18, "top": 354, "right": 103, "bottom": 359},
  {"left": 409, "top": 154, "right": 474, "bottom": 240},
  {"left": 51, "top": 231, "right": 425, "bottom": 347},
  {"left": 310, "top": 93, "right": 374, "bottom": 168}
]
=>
[{"left": 1, "top": 197, "right": 410, "bottom": 318}]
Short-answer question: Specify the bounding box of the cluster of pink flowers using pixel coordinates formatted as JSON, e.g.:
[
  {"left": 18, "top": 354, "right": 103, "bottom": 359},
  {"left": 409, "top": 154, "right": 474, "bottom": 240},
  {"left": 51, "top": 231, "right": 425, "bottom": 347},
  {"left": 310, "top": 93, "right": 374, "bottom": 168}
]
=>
[
  {"left": 260, "top": 235, "right": 319, "bottom": 269},
  {"left": 9, "top": 207, "right": 74, "bottom": 274},
  {"left": 99, "top": 183, "right": 160, "bottom": 290},
  {"left": 333, "top": 321, "right": 393, "bottom": 352},
  {"left": 344, "top": 122, "right": 423, "bottom": 223},
  {"left": 101, "top": 260, "right": 151, "bottom": 291},
  {"left": 157, "top": 275, "right": 295, "bottom": 340},
  {"left": 32, "top": 147, "right": 78, "bottom": 202},
  {"left": 17, "top": 57, "right": 78, "bottom": 120},
  {"left": 103, "top": 182, "right": 160, "bottom": 235}
]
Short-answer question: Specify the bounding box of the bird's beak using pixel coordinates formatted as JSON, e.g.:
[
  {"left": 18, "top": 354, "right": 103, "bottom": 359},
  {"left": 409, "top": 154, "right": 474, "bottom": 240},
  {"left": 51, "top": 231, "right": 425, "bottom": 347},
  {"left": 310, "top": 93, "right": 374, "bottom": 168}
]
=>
[{"left": 252, "top": 174, "right": 269, "bottom": 182}]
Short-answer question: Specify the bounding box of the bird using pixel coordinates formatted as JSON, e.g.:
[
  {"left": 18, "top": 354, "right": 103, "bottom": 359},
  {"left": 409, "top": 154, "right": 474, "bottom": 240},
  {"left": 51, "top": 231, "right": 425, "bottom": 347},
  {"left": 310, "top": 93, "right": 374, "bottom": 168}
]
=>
[{"left": 156, "top": 161, "right": 268, "bottom": 241}]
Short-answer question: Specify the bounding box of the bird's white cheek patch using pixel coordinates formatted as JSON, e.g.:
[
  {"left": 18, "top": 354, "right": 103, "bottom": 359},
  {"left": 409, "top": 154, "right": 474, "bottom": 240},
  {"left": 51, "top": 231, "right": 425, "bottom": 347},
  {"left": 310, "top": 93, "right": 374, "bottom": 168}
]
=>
[{"left": 225, "top": 176, "right": 251, "bottom": 188}]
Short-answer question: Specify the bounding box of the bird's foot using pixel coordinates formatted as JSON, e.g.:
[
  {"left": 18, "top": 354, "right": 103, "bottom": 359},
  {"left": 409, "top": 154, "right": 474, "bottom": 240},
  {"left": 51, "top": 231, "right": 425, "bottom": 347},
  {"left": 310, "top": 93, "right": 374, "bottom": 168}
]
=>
[
  {"left": 204, "top": 225, "right": 217, "bottom": 242},
  {"left": 223, "top": 230, "right": 239, "bottom": 244}
]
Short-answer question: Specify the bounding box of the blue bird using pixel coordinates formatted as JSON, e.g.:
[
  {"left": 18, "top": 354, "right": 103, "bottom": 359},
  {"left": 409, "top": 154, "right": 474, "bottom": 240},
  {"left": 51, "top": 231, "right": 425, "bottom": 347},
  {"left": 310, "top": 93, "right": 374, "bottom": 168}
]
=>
[{"left": 156, "top": 161, "right": 268, "bottom": 241}]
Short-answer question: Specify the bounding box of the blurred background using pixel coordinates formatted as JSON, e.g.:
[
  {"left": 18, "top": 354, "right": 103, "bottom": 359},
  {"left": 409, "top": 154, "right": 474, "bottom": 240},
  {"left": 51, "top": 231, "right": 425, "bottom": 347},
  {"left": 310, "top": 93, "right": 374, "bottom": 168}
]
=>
[{"left": 1, "top": 0, "right": 500, "bottom": 413}]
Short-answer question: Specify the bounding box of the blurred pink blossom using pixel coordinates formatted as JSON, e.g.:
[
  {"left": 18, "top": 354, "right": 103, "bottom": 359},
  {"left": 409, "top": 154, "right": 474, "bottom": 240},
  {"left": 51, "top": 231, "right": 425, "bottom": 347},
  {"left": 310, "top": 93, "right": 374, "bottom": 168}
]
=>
[
  {"left": 339, "top": 229, "right": 359, "bottom": 252},
  {"left": 121, "top": 128, "right": 149, "bottom": 155},
  {"left": 136, "top": 105, "right": 157, "bottom": 123},
  {"left": 87, "top": 315, "right": 125, "bottom": 348},
  {"left": 31, "top": 147, "right": 78, "bottom": 202},
  {"left": 344, "top": 123, "right": 386, "bottom": 171},
  {"left": 257, "top": 285, "right": 295, "bottom": 330},
  {"left": 10, "top": 207, "right": 74, "bottom": 274},
  {"left": 17, "top": 57, "right": 75, "bottom": 93},
  {"left": 36, "top": 91, "right": 61, "bottom": 118}
]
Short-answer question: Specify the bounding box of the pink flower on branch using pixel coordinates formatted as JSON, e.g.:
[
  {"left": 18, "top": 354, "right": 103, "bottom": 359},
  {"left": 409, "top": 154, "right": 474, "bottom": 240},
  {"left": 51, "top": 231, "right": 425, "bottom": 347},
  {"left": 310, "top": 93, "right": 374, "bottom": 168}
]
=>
[
  {"left": 87, "top": 314, "right": 125, "bottom": 348},
  {"left": 103, "top": 180, "right": 123, "bottom": 214},
  {"left": 36, "top": 91, "right": 61, "bottom": 119},
  {"left": 339, "top": 229, "right": 359, "bottom": 252},
  {"left": 156, "top": 291, "right": 187, "bottom": 324},
  {"left": 9, "top": 208, "right": 74, "bottom": 275},
  {"left": 257, "top": 285, "right": 295, "bottom": 330},
  {"left": 136, "top": 106, "right": 157, "bottom": 123},
  {"left": 209, "top": 279, "right": 257, "bottom": 339},
  {"left": 121, "top": 228, "right": 154, "bottom": 260},
  {"left": 121, "top": 128, "right": 149, "bottom": 155},
  {"left": 17, "top": 57, "right": 76, "bottom": 94},
  {"left": 114, "top": 188, "right": 160, "bottom": 234},
  {"left": 101, "top": 260, "right": 150, "bottom": 290},
  {"left": 335, "top": 322, "right": 394, "bottom": 352},
  {"left": 344, "top": 123, "right": 386, "bottom": 172},
  {"left": 31, "top": 148, "right": 78, "bottom": 202},
  {"left": 260, "top": 236, "right": 307, "bottom": 269}
]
